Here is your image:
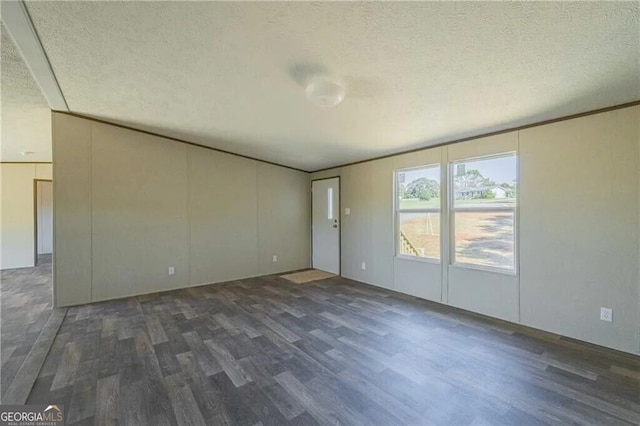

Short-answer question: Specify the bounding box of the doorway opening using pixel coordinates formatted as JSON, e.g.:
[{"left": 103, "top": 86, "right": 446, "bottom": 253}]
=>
[
  {"left": 311, "top": 177, "right": 340, "bottom": 275},
  {"left": 33, "top": 179, "right": 53, "bottom": 266}
]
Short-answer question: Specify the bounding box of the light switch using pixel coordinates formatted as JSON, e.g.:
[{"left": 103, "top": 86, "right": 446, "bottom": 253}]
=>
[{"left": 345, "top": 208, "right": 351, "bottom": 215}]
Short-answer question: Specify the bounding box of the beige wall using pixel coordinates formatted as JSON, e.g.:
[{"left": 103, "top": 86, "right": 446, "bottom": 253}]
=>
[
  {"left": 53, "top": 113, "right": 310, "bottom": 306},
  {"left": 0, "top": 163, "right": 52, "bottom": 269},
  {"left": 257, "top": 163, "right": 311, "bottom": 275},
  {"left": 52, "top": 106, "right": 640, "bottom": 354},
  {"left": 519, "top": 107, "right": 639, "bottom": 353},
  {"left": 91, "top": 123, "right": 190, "bottom": 301},
  {"left": 312, "top": 105, "right": 640, "bottom": 355},
  {"left": 53, "top": 115, "right": 92, "bottom": 305},
  {"left": 188, "top": 146, "right": 257, "bottom": 285}
]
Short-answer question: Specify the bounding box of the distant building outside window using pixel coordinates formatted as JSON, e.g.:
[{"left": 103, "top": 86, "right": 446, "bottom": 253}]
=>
[{"left": 450, "top": 153, "right": 517, "bottom": 271}]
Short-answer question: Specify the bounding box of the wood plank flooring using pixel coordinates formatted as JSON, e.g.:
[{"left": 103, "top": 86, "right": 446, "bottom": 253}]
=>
[
  {"left": 14, "top": 272, "right": 640, "bottom": 425},
  {"left": 1, "top": 254, "right": 66, "bottom": 403}
]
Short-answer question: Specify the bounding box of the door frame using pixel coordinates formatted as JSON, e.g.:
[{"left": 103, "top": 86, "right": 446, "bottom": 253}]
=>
[
  {"left": 33, "top": 178, "right": 53, "bottom": 266},
  {"left": 311, "top": 176, "right": 341, "bottom": 276}
]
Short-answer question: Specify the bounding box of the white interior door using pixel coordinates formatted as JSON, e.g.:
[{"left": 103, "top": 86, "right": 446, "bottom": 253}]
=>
[
  {"left": 37, "top": 180, "right": 53, "bottom": 255},
  {"left": 312, "top": 178, "right": 340, "bottom": 274}
]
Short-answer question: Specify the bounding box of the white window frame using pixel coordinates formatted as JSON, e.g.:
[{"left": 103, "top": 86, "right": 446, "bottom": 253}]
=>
[
  {"left": 394, "top": 164, "right": 441, "bottom": 263},
  {"left": 449, "top": 152, "right": 517, "bottom": 274}
]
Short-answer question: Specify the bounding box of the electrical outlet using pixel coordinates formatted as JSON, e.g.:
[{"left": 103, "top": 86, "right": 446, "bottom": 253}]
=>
[
  {"left": 272, "top": 255, "right": 278, "bottom": 263},
  {"left": 361, "top": 262, "right": 366, "bottom": 270},
  {"left": 168, "top": 266, "right": 175, "bottom": 276},
  {"left": 600, "top": 307, "right": 612, "bottom": 322}
]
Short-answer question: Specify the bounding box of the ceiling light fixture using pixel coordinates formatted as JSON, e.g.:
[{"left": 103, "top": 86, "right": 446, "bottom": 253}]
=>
[
  {"left": 305, "top": 77, "right": 345, "bottom": 108},
  {"left": 20, "top": 151, "right": 35, "bottom": 156}
]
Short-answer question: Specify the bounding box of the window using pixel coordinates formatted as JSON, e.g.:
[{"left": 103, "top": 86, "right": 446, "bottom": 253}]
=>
[
  {"left": 395, "top": 165, "right": 441, "bottom": 260},
  {"left": 450, "top": 154, "right": 517, "bottom": 271}
]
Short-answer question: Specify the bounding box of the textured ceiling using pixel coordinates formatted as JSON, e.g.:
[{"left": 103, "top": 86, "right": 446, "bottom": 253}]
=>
[
  {"left": 1, "top": 24, "right": 51, "bottom": 162},
  {"left": 25, "top": 1, "right": 640, "bottom": 171}
]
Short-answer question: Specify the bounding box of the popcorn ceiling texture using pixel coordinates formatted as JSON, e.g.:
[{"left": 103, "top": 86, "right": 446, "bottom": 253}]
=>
[
  {"left": 1, "top": 25, "right": 52, "bottom": 162},
  {"left": 24, "top": 2, "right": 640, "bottom": 171}
]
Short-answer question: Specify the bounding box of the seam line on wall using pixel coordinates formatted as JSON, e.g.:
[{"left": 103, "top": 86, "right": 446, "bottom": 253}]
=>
[
  {"left": 89, "top": 122, "right": 94, "bottom": 302},
  {"left": 186, "top": 146, "right": 192, "bottom": 288},
  {"left": 256, "top": 163, "right": 260, "bottom": 275},
  {"left": 516, "top": 130, "right": 521, "bottom": 324},
  {"left": 637, "top": 106, "right": 640, "bottom": 355},
  {"left": 51, "top": 114, "right": 57, "bottom": 307},
  {"left": 441, "top": 147, "right": 449, "bottom": 304}
]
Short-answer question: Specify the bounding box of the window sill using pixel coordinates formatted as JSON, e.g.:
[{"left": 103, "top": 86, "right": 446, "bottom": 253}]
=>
[
  {"left": 450, "top": 262, "right": 517, "bottom": 276},
  {"left": 395, "top": 255, "right": 441, "bottom": 265}
]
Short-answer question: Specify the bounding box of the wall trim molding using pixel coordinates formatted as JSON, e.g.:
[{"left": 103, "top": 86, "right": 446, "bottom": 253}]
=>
[
  {"left": 311, "top": 100, "right": 640, "bottom": 173},
  {"left": 54, "top": 111, "right": 308, "bottom": 174},
  {"left": 0, "top": 162, "right": 52, "bottom": 164},
  {"left": 53, "top": 100, "right": 640, "bottom": 175}
]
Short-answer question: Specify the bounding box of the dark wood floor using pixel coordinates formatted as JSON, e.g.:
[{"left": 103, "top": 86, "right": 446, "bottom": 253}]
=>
[
  {"left": 10, "top": 271, "right": 640, "bottom": 425},
  {"left": 1, "top": 254, "right": 66, "bottom": 404}
]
